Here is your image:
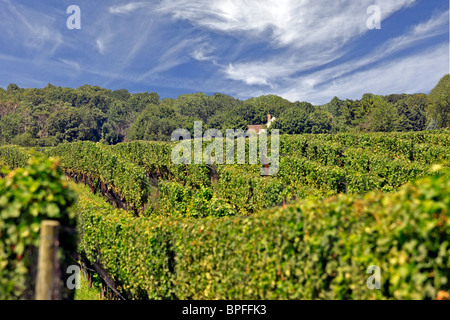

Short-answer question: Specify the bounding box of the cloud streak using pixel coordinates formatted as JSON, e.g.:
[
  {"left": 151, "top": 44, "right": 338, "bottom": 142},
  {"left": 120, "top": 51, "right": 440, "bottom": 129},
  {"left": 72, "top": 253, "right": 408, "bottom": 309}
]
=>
[
  {"left": 157, "top": 0, "right": 416, "bottom": 49},
  {"left": 231, "top": 43, "right": 449, "bottom": 104},
  {"left": 60, "top": 59, "right": 81, "bottom": 71},
  {"left": 0, "top": 0, "right": 63, "bottom": 56},
  {"left": 288, "top": 43, "right": 450, "bottom": 104},
  {"left": 109, "top": 2, "right": 150, "bottom": 15}
]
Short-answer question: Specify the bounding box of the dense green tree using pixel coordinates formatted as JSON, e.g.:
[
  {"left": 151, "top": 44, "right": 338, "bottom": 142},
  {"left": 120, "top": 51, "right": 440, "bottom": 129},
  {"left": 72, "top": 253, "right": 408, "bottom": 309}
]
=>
[
  {"left": 0, "top": 113, "right": 23, "bottom": 144},
  {"left": 101, "top": 122, "right": 119, "bottom": 145},
  {"left": 46, "top": 106, "right": 96, "bottom": 143},
  {"left": 386, "top": 94, "right": 409, "bottom": 104},
  {"left": 395, "top": 94, "right": 428, "bottom": 131},
  {"left": 221, "top": 114, "right": 249, "bottom": 133},
  {"left": 307, "top": 110, "right": 332, "bottom": 134},
  {"left": 368, "top": 99, "right": 398, "bottom": 132},
  {"left": 128, "top": 101, "right": 185, "bottom": 141},
  {"left": 11, "top": 132, "right": 36, "bottom": 147},
  {"left": 244, "top": 95, "right": 293, "bottom": 124},
  {"left": 233, "top": 102, "right": 265, "bottom": 125},
  {"left": 7, "top": 83, "right": 20, "bottom": 92},
  {"left": 272, "top": 107, "right": 309, "bottom": 134},
  {"left": 428, "top": 74, "right": 450, "bottom": 128},
  {"left": 326, "top": 96, "right": 344, "bottom": 118},
  {"left": 174, "top": 93, "right": 212, "bottom": 123},
  {"left": 109, "top": 89, "right": 131, "bottom": 101},
  {"left": 127, "top": 92, "right": 160, "bottom": 113}
]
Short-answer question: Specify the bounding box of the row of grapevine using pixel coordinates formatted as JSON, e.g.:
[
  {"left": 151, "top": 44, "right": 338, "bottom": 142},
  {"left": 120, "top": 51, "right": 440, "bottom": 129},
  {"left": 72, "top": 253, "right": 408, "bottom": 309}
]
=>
[
  {"left": 217, "top": 165, "right": 289, "bottom": 215},
  {"left": 156, "top": 181, "right": 237, "bottom": 218},
  {"left": 303, "top": 130, "right": 450, "bottom": 147},
  {"left": 113, "top": 141, "right": 211, "bottom": 189},
  {"left": 112, "top": 141, "right": 174, "bottom": 180},
  {"left": 46, "top": 142, "right": 149, "bottom": 213},
  {"left": 379, "top": 130, "right": 450, "bottom": 147},
  {"left": 74, "top": 169, "right": 450, "bottom": 300},
  {"left": 0, "top": 145, "right": 32, "bottom": 169},
  {"left": 280, "top": 134, "right": 449, "bottom": 166}
]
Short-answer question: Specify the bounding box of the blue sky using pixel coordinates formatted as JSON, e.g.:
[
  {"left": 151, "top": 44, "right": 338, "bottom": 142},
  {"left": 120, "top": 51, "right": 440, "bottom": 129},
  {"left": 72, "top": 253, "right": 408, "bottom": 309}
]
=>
[{"left": 0, "top": 0, "right": 448, "bottom": 105}]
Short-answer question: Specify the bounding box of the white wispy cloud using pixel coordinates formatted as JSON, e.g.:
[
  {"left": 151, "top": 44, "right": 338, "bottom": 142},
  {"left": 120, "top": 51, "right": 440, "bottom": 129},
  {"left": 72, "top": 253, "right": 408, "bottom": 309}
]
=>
[
  {"left": 96, "top": 38, "right": 106, "bottom": 54},
  {"left": 137, "top": 36, "right": 203, "bottom": 81},
  {"left": 59, "top": 59, "right": 81, "bottom": 71},
  {"left": 109, "top": 2, "right": 149, "bottom": 15},
  {"left": 269, "top": 11, "right": 450, "bottom": 95},
  {"left": 222, "top": 51, "right": 340, "bottom": 87},
  {"left": 0, "top": 0, "right": 63, "bottom": 55},
  {"left": 157, "top": 0, "right": 416, "bottom": 49},
  {"left": 191, "top": 44, "right": 215, "bottom": 62},
  {"left": 241, "top": 44, "right": 449, "bottom": 104},
  {"left": 310, "top": 44, "right": 448, "bottom": 103}
]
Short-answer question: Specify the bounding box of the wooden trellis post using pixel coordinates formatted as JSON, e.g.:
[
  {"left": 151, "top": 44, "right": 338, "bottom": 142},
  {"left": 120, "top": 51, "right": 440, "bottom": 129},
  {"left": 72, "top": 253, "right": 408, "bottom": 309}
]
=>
[{"left": 35, "top": 220, "right": 61, "bottom": 300}]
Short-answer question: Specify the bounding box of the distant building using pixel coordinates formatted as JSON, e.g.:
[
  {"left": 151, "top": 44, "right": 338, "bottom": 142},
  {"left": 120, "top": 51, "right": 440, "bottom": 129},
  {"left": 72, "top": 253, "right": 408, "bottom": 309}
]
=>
[
  {"left": 248, "top": 114, "right": 276, "bottom": 135},
  {"left": 247, "top": 124, "right": 264, "bottom": 135},
  {"left": 266, "top": 114, "right": 276, "bottom": 128}
]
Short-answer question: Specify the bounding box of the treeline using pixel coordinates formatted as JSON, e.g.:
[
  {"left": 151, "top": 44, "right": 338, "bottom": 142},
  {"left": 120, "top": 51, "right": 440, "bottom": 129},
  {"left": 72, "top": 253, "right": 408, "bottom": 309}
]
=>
[{"left": 0, "top": 75, "right": 448, "bottom": 147}]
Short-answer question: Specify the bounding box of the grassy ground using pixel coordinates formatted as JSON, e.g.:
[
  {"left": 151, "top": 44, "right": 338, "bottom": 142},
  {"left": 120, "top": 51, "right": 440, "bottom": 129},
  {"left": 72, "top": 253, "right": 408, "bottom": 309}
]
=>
[{"left": 74, "top": 272, "right": 102, "bottom": 300}]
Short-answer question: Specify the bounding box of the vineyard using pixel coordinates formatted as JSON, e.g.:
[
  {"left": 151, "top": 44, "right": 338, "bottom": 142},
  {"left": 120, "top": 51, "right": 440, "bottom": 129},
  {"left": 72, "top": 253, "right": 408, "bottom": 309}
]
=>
[{"left": 0, "top": 130, "right": 449, "bottom": 299}]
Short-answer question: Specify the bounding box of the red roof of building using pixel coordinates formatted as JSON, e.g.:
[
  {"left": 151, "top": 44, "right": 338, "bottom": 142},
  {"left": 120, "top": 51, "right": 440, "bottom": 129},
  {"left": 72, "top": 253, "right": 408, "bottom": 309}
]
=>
[{"left": 247, "top": 125, "right": 264, "bottom": 134}]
